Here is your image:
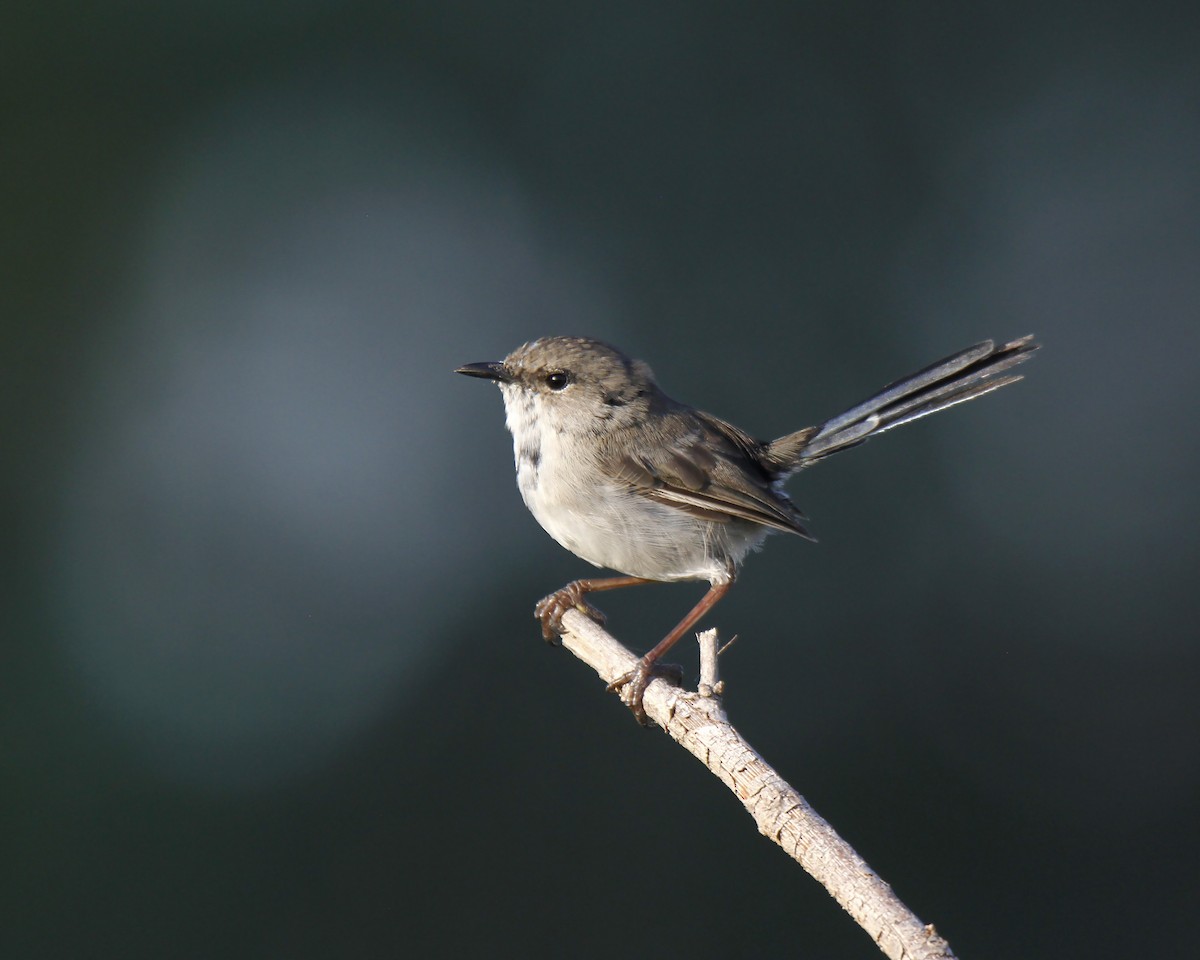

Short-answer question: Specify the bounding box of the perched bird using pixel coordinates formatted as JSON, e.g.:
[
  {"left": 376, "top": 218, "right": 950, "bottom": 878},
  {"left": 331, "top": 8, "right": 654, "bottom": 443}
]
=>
[{"left": 457, "top": 334, "right": 1037, "bottom": 722}]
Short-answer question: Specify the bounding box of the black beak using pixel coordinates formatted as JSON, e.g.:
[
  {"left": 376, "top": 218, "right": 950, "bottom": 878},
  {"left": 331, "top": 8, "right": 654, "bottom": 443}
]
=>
[{"left": 455, "top": 361, "right": 510, "bottom": 382}]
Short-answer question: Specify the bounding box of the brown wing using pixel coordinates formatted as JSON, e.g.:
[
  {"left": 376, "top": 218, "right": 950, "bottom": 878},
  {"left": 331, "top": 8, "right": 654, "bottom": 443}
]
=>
[{"left": 601, "top": 408, "right": 815, "bottom": 540}]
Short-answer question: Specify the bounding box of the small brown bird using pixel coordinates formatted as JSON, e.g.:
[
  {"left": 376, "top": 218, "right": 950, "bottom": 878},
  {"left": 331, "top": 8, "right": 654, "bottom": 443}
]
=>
[{"left": 458, "top": 335, "right": 1037, "bottom": 722}]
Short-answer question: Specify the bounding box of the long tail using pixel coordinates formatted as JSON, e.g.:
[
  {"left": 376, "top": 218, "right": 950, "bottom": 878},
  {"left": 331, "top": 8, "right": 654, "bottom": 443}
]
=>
[{"left": 766, "top": 335, "right": 1038, "bottom": 471}]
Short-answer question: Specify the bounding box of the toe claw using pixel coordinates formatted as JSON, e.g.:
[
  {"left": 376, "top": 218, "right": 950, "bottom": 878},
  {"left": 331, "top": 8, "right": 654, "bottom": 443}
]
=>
[
  {"left": 534, "top": 583, "right": 608, "bottom": 643},
  {"left": 533, "top": 595, "right": 565, "bottom": 643},
  {"left": 607, "top": 659, "right": 683, "bottom": 726}
]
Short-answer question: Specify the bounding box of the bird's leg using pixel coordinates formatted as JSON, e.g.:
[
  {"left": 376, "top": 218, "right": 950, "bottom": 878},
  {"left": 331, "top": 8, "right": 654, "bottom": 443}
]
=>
[
  {"left": 608, "top": 580, "right": 734, "bottom": 725},
  {"left": 534, "top": 575, "right": 652, "bottom": 643}
]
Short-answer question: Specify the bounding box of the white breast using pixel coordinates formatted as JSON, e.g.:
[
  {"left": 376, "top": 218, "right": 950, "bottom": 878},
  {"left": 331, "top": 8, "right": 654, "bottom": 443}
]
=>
[{"left": 499, "top": 384, "right": 760, "bottom": 584}]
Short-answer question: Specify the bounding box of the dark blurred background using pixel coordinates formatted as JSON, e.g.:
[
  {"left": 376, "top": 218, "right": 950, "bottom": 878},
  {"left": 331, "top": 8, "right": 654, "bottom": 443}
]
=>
[{"left": 4, "top": 2, "right": 1198, "bottom": 957}]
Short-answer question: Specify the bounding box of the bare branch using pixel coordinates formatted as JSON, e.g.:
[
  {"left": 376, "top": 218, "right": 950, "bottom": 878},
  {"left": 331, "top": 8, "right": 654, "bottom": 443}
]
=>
[{"left": 557, "top": 608, "right": 958, "bottom": 960}]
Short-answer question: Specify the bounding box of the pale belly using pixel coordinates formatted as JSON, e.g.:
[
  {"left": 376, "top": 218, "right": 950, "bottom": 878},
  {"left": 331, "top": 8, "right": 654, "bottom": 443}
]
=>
[
  {"left": 516, "top": 452, "right": 762, "bottom": 584},
  {"left": 500, "top": 381, "right": 766, "bottom": 584}
]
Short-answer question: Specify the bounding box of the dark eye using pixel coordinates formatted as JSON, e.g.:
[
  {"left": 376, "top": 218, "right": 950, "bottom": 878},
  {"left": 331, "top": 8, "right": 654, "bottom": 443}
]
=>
[{"left": 545, "top": 371, "right": 570, "bottom": 391}]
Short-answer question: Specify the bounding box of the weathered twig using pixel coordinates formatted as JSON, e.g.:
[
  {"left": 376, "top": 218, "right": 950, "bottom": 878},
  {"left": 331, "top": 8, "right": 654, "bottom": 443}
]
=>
[{"left": 557, "top": 607, "right": 957, "bottom": 960}]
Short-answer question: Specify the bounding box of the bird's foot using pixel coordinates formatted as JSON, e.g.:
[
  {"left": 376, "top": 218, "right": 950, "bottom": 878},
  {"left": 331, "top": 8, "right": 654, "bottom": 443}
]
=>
[
  {"left": 606, "top": 658, "right": 685, "bottom": 726},
  {"left": 534, "top": 581, "right": 607, "bottom": 644}
]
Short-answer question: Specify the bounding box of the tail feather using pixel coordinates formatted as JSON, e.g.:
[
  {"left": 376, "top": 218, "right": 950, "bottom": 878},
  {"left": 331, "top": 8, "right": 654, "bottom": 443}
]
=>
[{"left": 766, "top": 335, "right": 1038, "bottom": 471}]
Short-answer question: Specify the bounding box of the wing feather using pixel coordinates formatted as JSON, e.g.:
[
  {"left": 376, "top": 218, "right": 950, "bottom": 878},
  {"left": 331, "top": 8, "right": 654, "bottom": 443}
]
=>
[{"left": 603, "top": 410, "right": 814, "bottom": 540}]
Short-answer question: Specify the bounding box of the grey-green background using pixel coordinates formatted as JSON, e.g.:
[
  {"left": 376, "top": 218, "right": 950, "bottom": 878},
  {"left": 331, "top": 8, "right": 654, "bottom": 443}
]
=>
[{"left": 5, "top": 3, "right": 1197, "bottom": 957}]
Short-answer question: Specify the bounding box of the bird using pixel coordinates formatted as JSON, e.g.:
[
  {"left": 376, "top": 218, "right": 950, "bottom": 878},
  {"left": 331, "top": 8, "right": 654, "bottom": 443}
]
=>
[{"left": 457, "top": 334, "right": 1038, "bottom": 722}]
